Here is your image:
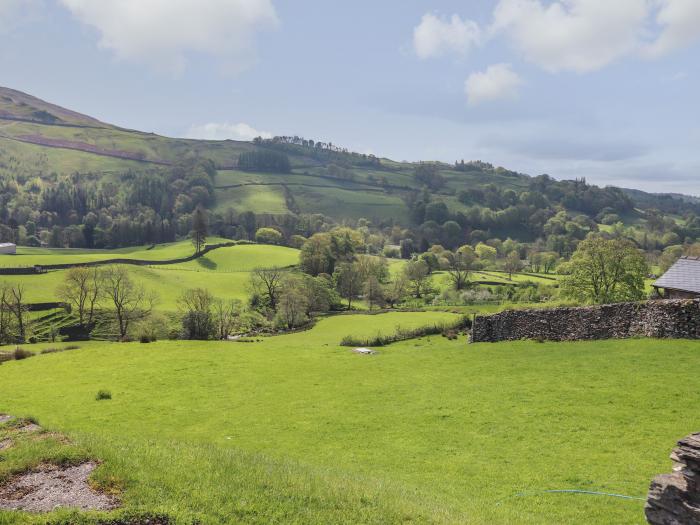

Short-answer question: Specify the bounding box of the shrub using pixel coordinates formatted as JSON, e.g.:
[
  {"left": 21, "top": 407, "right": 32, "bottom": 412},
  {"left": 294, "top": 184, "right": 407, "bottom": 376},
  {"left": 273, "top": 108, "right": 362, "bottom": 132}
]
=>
[
  {"left": 13, "top": 347, "right": 33, "bottom": 360},
  {"left": 41, "top": 345, "right": 80, "bottom": 355},
  {"left": 96, "top": 390, "right": 112, "bottom": 401},
  {"left": 139, "top": 334, "right": 152, "bottom": 343}
]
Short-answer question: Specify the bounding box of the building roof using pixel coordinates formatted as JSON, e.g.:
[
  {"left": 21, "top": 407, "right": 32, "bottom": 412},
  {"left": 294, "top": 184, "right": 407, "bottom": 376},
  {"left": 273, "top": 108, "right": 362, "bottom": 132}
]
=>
[{"left": 653, "top": 256, "right": 700, "bottom": 294}]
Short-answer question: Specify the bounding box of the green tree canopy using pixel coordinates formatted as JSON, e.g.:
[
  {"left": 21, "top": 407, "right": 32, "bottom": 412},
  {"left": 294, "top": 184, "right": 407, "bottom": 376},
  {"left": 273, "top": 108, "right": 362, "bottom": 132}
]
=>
[{"left": 561, "top": 235, "right": 649, "bottom": 304}]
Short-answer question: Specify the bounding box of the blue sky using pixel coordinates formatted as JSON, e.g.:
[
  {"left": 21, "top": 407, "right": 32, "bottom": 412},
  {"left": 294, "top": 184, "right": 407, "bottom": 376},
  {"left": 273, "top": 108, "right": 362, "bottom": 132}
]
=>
[{"left": 1, "top": 0, "right": 699, "bottom": 194}]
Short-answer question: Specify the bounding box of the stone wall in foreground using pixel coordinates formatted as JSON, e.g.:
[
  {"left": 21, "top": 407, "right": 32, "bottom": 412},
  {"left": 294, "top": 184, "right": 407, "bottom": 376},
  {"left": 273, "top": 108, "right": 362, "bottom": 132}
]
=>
[
  {"left": 470, "top": 299, "right": 700, "bottom": 343},
  {"left": 646, "top": 432, "right": 700, "bottom": 524}
]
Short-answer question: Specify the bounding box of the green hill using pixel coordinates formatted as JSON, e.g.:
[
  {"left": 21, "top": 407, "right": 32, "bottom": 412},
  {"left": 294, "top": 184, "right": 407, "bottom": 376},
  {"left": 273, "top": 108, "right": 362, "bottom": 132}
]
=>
[{"left": 1, "top": 85, "right": 699, "bottom": 254}]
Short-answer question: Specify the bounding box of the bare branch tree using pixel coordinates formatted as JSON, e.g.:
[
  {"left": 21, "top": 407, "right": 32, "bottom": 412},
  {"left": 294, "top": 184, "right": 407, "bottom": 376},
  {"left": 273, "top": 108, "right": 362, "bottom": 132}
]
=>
[
  {"left": 103, "top": 266, "right": 157, "bottom": 340},
  {"left": 4, "top": 284, "right": 28, "bottom": 343},
  {"left": 250, "top": 267, "right": 283, "bottom": 310},
  {"left": 212, "top": 298, "right": 243, "bottom": 340},
  {"left": 56, "top": 266, "right": 103, "bottom": 327}
]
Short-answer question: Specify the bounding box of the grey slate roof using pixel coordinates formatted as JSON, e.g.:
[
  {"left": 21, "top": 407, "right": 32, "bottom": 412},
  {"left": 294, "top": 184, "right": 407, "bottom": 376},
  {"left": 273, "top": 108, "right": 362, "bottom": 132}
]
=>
[{"left": 653, "top": 256, "right": 700, "bottom": 294}]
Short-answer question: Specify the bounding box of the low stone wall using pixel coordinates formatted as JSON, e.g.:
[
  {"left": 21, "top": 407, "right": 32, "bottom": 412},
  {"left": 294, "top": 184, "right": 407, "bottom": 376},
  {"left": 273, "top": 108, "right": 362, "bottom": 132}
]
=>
[
  {"left": 646, "top": 432, "right": 700, "bottom": 524},
  {"left": 470, "top": 299, "right": 700, "bottom": 343}
]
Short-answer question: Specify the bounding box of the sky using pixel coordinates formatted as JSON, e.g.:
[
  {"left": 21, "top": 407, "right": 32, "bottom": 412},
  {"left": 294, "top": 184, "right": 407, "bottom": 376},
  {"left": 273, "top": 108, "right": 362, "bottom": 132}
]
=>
[{"left": 1, "top": 0, "right": 699, "bottom": 194}]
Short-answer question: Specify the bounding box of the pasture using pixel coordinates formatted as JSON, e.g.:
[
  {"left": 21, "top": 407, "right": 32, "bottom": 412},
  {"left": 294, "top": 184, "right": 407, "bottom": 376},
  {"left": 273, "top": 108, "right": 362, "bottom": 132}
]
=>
[
  {"left": 0, "top": 243, "right": 300, "bottom": 311},
  {"left": 1, "top": 312, "right": 698, "bottom": 524}
]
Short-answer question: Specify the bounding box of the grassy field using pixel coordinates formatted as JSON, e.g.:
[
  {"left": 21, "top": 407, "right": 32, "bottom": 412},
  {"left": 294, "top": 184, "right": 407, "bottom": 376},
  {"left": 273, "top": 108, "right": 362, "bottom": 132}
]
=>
[
  {"left": 0, "top": 243, "right": 300, "bottom": 311},
  {"left": 1, "top": 313, "right": 698, "bottom": 524},
  {"left": 0, "top": 239, "right": 236, "bottom": 268}
]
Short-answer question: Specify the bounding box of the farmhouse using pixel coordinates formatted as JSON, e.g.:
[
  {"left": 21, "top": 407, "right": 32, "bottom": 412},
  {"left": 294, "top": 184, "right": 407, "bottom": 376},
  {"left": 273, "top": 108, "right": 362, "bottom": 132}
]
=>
[
  {"left": 0, "top": 243, "right": 16, "bottom": 255},
  {"left": 653, "top": 256, "right": 700, "bottom": 299}
]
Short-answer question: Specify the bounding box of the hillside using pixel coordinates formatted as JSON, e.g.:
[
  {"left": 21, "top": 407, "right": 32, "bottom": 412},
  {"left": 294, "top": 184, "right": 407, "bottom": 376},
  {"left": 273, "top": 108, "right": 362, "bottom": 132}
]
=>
[{"left": 1, "top": 85, "right": 698, "bottom": 253}]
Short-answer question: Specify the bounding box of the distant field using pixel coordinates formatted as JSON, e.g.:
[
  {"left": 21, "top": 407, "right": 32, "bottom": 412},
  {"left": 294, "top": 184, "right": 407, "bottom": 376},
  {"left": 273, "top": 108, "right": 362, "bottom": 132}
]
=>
[
  {"left": 165, "top": 244, "right": 299, "bottom": 272},
  {"left": 0, "top": 243, "right": 300, "bottom": 310},
  {"left": 0, "top": 239, "right": 233, "bottom": 268},
  {"left": 291, "top": 185, "right": 410, "bottom": 223},
  {"left": 1, "top": 317, "right": 697, "bottom": 523},
  {"left": 214, "top": 184, "right": 289, "bottom": 214}
]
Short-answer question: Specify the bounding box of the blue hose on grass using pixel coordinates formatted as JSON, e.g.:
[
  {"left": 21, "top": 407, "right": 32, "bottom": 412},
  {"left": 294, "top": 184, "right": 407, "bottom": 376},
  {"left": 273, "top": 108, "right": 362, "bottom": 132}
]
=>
[{"left": 496, "top": 489, "right": 646, "bottom": 506}]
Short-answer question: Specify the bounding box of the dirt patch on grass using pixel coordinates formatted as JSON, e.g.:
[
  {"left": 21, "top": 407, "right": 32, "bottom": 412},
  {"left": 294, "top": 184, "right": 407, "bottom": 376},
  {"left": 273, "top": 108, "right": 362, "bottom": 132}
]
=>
[
  {"left": 0, "top": 414, "right": 13, "bottom": 424},
  {"left": 0, "top": 438, "right": 11, "bottom": 451},
  {"left": 0, "top": 462, "right": 118, "bottom": 512}
]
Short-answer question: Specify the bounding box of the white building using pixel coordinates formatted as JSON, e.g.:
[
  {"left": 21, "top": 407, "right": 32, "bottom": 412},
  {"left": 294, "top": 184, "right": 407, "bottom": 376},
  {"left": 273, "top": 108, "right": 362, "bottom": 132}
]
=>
[{"left": 0, "top": 243, "right": 16, "bottom": 255}]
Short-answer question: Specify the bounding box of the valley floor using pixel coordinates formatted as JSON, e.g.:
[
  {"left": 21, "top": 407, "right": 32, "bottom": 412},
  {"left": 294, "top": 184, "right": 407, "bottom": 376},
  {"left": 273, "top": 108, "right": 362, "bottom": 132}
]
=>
[{"left": 1, "top": 313, "right": 698, "bottom": 524}]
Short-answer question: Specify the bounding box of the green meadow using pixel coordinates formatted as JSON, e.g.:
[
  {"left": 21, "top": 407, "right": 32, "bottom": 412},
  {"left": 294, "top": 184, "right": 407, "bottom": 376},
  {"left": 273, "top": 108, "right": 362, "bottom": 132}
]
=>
[
  {"left": 0, "top": 243, "right": 300, "bottom": 310},
  {"left": 1, "top": 313, "right": 698, "bottom": 524}
]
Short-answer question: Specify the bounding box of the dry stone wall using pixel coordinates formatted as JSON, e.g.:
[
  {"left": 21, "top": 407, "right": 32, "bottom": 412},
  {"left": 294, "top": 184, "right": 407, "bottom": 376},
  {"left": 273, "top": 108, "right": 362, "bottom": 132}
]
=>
[
  {"left": 471, "top": 299, "right": 700, "bottom": 343},
  {"left": 646, "top": 432, "right": 700, "bottom": 524}
]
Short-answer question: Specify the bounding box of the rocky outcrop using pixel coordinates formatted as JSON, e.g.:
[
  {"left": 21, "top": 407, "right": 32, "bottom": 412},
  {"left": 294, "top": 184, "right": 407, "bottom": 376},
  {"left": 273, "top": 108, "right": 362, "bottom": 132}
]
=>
[
  {"left": 646, "top": 433, "right": 700, "bottom": 524},
  {"left": 470, "top": 299, "right": 700, "bottom": 343}
]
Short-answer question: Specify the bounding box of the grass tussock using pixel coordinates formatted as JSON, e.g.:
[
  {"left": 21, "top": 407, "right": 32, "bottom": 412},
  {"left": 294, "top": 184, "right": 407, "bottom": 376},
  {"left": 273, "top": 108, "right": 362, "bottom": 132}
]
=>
[{"left": 95, "top": 390, "right": 112, "bottom": 401}]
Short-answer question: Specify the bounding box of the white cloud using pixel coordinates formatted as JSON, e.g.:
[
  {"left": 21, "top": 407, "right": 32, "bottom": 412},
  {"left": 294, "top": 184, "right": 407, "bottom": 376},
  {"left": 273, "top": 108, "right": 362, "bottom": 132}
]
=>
[
  {"left": 646, "top": 0, "right": 700, "bottom": 58},
  {"left": 491, "top": 0, "right": 648, "bottom": 73},
  {"left": 186, "top": 122, "right": 272, "bottom": 141},
  {"left": 59, "top": 0, "right": 278, "bottom": 73},
  {"left": 465, "top": 64, "right": 522, "bottom": 105},
  {"left": 413, "top": 13, "right": 481, "bottom": 59}
]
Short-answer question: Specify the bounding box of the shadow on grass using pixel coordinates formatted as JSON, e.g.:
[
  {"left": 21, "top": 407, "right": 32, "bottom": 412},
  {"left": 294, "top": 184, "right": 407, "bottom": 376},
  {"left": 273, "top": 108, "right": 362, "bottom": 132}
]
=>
[{"left": 196, "top": 257, "right": 217, "bottom": 271}]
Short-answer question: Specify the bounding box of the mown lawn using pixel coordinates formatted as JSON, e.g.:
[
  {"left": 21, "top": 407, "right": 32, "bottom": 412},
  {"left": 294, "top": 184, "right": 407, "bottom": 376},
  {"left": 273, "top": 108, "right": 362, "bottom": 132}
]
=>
[{"left": 1, "top": 313, "right": 698, "bottom": 524}]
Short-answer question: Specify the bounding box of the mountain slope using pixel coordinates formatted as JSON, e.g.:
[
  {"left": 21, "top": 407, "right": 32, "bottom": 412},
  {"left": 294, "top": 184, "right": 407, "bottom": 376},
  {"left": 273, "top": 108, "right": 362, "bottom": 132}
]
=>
[{"left": 0, "top": 86, "right": 696, "bottom": 232}]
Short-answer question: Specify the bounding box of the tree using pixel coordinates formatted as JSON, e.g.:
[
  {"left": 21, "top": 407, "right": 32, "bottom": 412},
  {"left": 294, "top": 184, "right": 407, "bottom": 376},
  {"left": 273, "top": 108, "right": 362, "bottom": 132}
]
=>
[
  {"left": 300, "top": 233, "right": 335, "bottom": 276},
  {"left": 399, "top": 239, "right": 414, "bottom": 259},
  {"left": 503, "top": 250, "right": 523, "bottom": 280},
  {"left": 561, "top": 235, "right": 649, "bottom": 304},
  {"left": 250, "top": 267, "right": 284, "bottom": 311},
  {"left": 255, "top": 227, "right": 283, "bottom": 245},
  {"left": 6, "top": 285, "right": 28, "bottom": 343},
  {"left": 56, "top": 266, "right": 103, "bottom": 328},
  {"left": 334, "top": 262, "right": 363, "bottom": 309},
  {"left": 475, "top": 243, "right": 497, "bottom": 264},
  {"left": 103, "top": 266, "right": 157, "bottom": 340},
  {"left": 275, "top": 280, "right": 309, "bottom": 329},
  {"left": 383, "top": 275, "right": 408, "bottom": 308},
  {"left": 213, "top": 298, "right": 243, "bottom": 340},
  {"left": 178, "top": 288, "right": 214, "bottom": 340},
  {"left": 364, "top": 275, "right": 384, "bottom": 310},
  {"left": 191, "top": 206, "right": 208, "bottom": 254},
  {"left": 446, "top": 250, "right": 475, "bottom": 291},
  {"left": 403, "top": 260, "right": 433, "bottom": 299},
  {"left": 1, "top": 284, "right": 28, "bottom": 343}
]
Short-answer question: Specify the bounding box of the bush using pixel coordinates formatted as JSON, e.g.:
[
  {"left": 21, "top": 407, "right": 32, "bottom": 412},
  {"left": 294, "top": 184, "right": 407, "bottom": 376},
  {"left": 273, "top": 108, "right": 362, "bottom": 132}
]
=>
[
  {"left": 139, "top": 334, "right": 152, "bottom": 343},
  {"left": 95, "top": 390, "right": 112, "bottom": 401},
  {"left": 41, "top": 345, "right": 80, "bottom": 355},
  {"left": 13, "top": 347, "right": 33, "bottom": 360}
]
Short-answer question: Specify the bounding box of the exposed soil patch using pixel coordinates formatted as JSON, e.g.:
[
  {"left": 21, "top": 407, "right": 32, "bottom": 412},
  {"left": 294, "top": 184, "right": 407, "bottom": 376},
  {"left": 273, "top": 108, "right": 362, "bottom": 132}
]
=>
[
  {"left": 0, "top": 462, "right": 118, "bottom": 512},
  {"left": 0, "top": 438, "right": 11, "bottom": 451},
  {"left": 0, "top": 414, "right": 13, "bottom": 424}
]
